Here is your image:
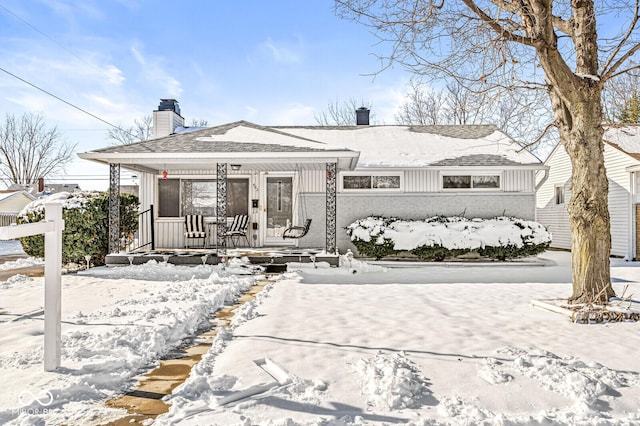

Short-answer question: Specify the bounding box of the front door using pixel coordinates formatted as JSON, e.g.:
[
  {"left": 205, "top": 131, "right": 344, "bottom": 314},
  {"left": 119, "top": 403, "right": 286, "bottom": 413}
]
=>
[{"left": 265, "top": 175, "right": 295, "bottom": 244}]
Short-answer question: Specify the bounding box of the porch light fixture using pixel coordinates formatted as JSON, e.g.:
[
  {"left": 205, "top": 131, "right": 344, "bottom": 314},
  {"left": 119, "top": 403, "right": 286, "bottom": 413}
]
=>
[{"left": 231, "top": 164, "right": 241, "bottom": 171}]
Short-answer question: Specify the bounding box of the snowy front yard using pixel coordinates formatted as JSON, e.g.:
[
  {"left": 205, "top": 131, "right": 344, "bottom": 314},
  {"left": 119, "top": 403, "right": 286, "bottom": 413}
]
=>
[{"left": 1, "top": 250, "right": 639, "bottom": 425}]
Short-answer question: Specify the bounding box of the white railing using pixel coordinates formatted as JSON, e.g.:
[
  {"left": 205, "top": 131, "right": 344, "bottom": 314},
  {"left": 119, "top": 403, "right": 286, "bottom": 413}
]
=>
[{"left": 0, "top": 204, "right": 64, "bottom": 371}]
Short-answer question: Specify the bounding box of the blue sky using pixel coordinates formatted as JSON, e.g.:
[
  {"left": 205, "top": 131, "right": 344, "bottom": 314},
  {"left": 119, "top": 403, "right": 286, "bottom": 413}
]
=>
[{"left": 0, "top": 0, "right": 411, "bottom": 189}]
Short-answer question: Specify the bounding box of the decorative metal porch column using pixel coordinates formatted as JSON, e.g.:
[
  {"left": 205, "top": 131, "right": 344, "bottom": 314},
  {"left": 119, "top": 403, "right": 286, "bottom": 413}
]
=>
[
  {"left": 108, "top": 163, "right": 121, "bottom": 254},
  {"left": 326, "top": 162, "right": 337, "bottom": 254},
  {"left": 216, "top": 163, "right": 227, "bottom": 249}
]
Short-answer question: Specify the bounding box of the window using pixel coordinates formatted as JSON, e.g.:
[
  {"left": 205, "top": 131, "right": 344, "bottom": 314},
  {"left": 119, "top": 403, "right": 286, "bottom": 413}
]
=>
[
  {"left": 158, "top": 178, "right": 249, "bottom": 217},
  {"left": 158, "top": 179, "right": 180, "bottom": 217},
  {"left": 442, "top": 175, "right": 500, "bottom": 190},
  {"left": 555, "top": 185, "right": 565, "bottom": 205},
  {"left": 342, "top": 174, "right": 401, "bottom": 191}
]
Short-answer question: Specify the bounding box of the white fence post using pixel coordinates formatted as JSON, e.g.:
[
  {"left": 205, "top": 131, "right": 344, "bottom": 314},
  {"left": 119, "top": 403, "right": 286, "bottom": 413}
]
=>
[
  {"left": 0, "top": 202, "right": 64, "bottom": 371},
  {"left": 44, "top": 203, "right": 63, "bottom": 371}
]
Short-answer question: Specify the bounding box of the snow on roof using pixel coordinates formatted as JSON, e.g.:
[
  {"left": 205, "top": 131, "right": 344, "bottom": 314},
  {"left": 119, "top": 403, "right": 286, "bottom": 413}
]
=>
[
  {"left": 87, "top": 121, "right": 543, "bottom": 168},
  {"left": 604, "top": 126, "right": 640, "bottom": 159},
  {"left": 199, "top": 123, "right": 336, "bottom": 150},
  {"left": 279, "top": 125, "right": 542, "bottom": 168}
]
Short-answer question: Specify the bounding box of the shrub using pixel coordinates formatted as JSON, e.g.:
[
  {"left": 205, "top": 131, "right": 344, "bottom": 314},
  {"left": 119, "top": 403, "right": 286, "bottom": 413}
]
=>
[
  {"left": 347, "top": 216, "right": 551, "bottom": 260},
  {"left": 410, "top": 245, "right": 470, "bottom": 261},
  {"left": 17, "top": 191, "right": 139, "bottom": 265},
  {"left": 350, "top": 236, "right": 399, "bottom": 260},
  {"left": 346, "top": 216, "right": 401, "bottom": 259}
]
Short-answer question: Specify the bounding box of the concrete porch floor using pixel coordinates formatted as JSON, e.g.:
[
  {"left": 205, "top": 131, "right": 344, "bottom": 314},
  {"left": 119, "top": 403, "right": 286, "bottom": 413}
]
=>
[{"left": 105, "top": 247, "right": 339, "bottom": 268}]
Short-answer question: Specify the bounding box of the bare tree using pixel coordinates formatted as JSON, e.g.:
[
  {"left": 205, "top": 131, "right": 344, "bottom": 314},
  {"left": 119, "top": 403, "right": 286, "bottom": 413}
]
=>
[
  {"left": 0, "top": 112, "right": 76, "bottom": 185},
  {"left": 603, "top": 71, "right": 640, "bottom": 123},
  {"left": 395, "top": 80, "right": 445, "bottom": 125},
  {"left": 108, "top": 116, "right": 210, "bottom": 145},
  {"left": 315, "top": 98, "right": 375, "bottom": 125},
  {"left": 336, "top": 0, "right": 636, "bottom": 303},
  {"left": 108, "top": 115, "right": 153, "bottom": 145},
  {"left": 190, "top": 118, "right": 209, "bottom": 127},
  {"left": 396, "top": 79, "right": 555, "bottom": 155}
]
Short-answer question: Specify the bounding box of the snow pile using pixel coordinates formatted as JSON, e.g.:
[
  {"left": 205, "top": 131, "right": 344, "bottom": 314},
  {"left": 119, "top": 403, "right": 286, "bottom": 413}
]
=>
[
  {"left": 351, "top": 351, "right": 432, "bottom": 410},
  {"left": 86, "top": 257, "right": 261, "bottom": 281},
  {"left": 0, "top": 261, "right": 258, "bottom": 425},
  {"left": 348, "top": 216, "right": 552, "bottom": 251},
  {"left": 158, "top": 275, "right": 290, "bottom": 423},
  {"left": 496, "top": 347, "right": 633, "bottom": 411},
  {"left": 0, "top": 257, "right": 43, "bottom": 271},
  {"left": 18, "top": 191, "right": 89, "bottom": 216}
]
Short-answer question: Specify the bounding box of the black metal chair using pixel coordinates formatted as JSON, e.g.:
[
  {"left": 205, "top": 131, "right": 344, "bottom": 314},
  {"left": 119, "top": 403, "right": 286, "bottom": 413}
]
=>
[
  {"left": 184, "top": 214, "right": 206, "bottom": 248},
  {"left": 283, "top": 218, "right": 312, "bottom": 239},
  {"left": 225, "top": 214, "right": 250, "bottom": 247}
]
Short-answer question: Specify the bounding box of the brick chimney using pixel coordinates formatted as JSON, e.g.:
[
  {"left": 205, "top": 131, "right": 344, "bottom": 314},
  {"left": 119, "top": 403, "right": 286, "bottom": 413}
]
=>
[
  {"left": 153, "top": 99, "right": 185, "bottom": 138},
  {"left": 356, "top": 107, "right": 370, "bottom": 125},
  {"left": 38, "top": 177, "right": 44, "bottom": 193}
]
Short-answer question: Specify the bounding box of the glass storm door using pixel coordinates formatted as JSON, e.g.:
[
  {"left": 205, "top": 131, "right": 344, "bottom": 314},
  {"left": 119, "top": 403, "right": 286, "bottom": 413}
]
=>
[{"left": 266, "top": 176, "right": 293, "bottom": 242}]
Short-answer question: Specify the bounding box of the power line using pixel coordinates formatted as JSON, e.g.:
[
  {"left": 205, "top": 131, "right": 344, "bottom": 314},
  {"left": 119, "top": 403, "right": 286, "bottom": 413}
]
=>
[
  {"left": 0, "top": 3, "right": 117, "bottom": 81},
  {"left": 0, "top": 66, "right": 124, "bottom": 132},
  {"left": 0, "top": 3, "right": 140, "bottom": 141}
]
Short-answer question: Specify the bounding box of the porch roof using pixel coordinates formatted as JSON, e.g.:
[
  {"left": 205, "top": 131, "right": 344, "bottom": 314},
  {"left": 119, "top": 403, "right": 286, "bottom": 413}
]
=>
[{"left": 78, "top": 121, "right": 360, "bottom": 174}]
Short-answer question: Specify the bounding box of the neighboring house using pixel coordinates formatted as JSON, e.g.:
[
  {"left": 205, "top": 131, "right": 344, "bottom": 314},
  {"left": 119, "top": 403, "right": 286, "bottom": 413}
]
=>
[
  {"left": 536, "top": 126, "right": 640, "bottom": 260},
  {"left": 8, "top": 180, "right": 81, "bottom": 196},
  {"left": 0, "top": 190, "right": 37, "bottom": 226},
  {"left": 79, "top": 99, "right": 547, "bottom": 253}
]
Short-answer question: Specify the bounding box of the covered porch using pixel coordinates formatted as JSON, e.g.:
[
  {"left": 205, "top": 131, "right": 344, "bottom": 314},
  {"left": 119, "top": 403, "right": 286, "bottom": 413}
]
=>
[{"left": 78, "top": 123, "right": 359, "bottom": 256}]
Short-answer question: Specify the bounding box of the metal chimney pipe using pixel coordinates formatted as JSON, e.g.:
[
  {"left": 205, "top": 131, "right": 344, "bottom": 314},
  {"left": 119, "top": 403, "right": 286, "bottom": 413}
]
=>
[{"left": 356, "top": 107, "right": 370, "bottom": 125}]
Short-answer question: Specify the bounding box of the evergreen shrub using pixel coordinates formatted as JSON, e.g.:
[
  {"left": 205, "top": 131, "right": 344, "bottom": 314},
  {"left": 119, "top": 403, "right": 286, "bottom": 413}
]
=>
[{"left": 17, "top": 191, "right": 139, "bottom": 265}]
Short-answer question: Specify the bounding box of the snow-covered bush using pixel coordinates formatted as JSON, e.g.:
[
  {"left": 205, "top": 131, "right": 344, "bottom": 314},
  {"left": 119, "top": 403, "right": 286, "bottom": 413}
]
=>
[
  {"left": 17, "top": 191, "right": 139, "bottom": 265},
  {"left": 346, "top": 216, "right": 552, "bottom": 260}
]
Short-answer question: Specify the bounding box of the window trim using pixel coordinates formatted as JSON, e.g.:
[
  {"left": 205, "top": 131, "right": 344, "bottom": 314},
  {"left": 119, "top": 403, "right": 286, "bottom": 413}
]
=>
[
  {"left": 156, "top": 175, "right": 250, "bottom": 218},
  {"left": 554, "top": 184, "right": 565, "bottom": 205},
  {"left": 441, "top": 172, "right": 502, "bottom": 191},
  {"left": 340, "top": 172, "right": 403, "bottom": 192}
]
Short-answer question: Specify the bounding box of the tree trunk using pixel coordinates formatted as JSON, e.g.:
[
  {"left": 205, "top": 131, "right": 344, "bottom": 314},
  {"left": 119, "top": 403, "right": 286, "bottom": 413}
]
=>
[
  {"left": 549, "top": 89, "right": 615, "bottom": 304},
  {"left": 534, "top": 0, "right": 615, "bottom": 304},
  {"left": 567, "top": 117, "right": 613, "bottom": 302}
]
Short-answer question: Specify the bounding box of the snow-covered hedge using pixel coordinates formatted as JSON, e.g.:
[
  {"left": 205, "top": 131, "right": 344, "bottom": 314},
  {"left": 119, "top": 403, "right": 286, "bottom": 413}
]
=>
[
  {"left": 346, "top": 216, "right": 552, "bottom": 260},
  {"left": 17, "top": 191, "right": 139, "bottom": 265}
]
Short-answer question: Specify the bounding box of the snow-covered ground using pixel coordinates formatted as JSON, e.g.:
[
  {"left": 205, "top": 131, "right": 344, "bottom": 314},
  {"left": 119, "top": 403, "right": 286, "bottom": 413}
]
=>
[{"left": 1, "top": 251, "right": 639, "bottom": 425}]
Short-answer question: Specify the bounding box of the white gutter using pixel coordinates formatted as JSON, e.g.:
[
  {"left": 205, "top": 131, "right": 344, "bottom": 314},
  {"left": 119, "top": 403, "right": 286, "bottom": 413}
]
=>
[{"left": 535, "top": 167, "right": 551, "bottom": 191}]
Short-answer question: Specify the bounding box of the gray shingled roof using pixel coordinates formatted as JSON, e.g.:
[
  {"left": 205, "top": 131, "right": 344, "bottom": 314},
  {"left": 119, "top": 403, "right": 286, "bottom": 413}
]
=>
[
  {"left": 273, "top": 124, "right": 500, "bottom": 139},
  {"left": 430, "top": 154, "right": 524, "bottom": 167},
  {"left": 409, "top": 125, "right": 499, "bottom": 139},
  {"left": 92, "top": 121, "right": 348, "bottom": 154}
]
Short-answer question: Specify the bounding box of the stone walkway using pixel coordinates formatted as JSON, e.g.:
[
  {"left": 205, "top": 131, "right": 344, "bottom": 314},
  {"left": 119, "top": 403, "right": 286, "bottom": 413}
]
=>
[{"left": 101, "top": 277, "right": 275, "bottom": 425}]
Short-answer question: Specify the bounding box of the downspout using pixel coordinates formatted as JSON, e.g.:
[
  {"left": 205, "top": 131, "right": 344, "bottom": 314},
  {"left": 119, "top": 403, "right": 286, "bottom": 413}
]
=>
[
  {"left": 535, "top": 167, "right": 550, "bottom": 191},
  {"left": 534, "top": 167, "right": 550, "bottom": 222}
]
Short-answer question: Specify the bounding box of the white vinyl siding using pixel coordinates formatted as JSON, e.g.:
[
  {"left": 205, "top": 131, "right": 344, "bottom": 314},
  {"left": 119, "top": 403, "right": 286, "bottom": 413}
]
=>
[
  {"left": 138, "top": 165, "right": 541, "bottom": 249},
  {"left": 0, "top": 193, "right": 34, "bottom": 212},
  {"left": 537, "top": 143, "right": 640, "bottom": 257},
  {"left": 502, "top": 170, "right": 535, "bottom": 192}
]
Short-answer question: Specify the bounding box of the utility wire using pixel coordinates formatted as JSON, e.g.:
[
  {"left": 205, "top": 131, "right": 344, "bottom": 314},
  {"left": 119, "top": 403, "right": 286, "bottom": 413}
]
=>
[
  {"left": 0, "top": 3, "right": 117, "bottom": 81},
  {"left": 0, "top": 3, "right": 139, "bottom": 141},
  {"left": 0, "top": 66, "right": 126, "bottom": 132}
]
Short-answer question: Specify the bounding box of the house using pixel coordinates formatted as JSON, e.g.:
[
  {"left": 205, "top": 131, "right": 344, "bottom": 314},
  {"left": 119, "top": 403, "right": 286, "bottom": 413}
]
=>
[
  {"left": 8, "top": 179, "right": 81, "bottom": 196},
  {"left": 0, "top": 190, "right": 37, "bottom": 226},
  {"left": 536, "top": 126, "right": 640, "bottom": 260},
  {"left": 78, "top": 99, "right": 547, "bottom": 254}
]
